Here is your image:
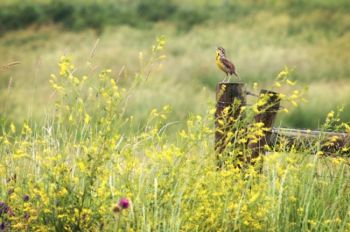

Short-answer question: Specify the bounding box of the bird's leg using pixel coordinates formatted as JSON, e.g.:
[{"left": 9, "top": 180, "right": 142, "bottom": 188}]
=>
[
  {"left": 227, "top": 74, "right": 232, "bottom": 82},
  {"left": 224, "top": 73, "right": 228, "bottom": 82}
]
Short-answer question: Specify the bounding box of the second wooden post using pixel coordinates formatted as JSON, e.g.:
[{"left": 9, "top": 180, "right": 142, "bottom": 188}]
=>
[{"left": 248, "top": 89, "right": 281, "bottom": 164}]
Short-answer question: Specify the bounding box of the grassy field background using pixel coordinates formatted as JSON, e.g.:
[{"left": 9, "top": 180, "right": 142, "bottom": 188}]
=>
[
  {"left": 0, "top": 0, "right": 349, "bottom": 130},
  {"left": 0, "top": 1, "right": 350, "bottom": 231}
]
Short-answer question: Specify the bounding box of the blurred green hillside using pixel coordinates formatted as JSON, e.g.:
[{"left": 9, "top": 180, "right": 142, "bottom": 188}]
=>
[
  {"left": 0, "top": 0, "right": 350, "bottom": 129},
  {"left": 1, "top": 0, "right": 350, "bottom": 34}
]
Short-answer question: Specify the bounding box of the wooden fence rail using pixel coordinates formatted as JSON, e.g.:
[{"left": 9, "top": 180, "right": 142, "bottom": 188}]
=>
[{"left": 270, "top": 127, "right": 350, "bottom": 154}]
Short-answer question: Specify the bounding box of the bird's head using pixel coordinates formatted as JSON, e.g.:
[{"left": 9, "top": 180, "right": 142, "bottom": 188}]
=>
[{"left": 216, "top": 46, "right": 226, "bottom": 57}]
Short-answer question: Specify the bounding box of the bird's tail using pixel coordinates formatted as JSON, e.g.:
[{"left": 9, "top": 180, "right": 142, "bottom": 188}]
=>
[{"left": 233, "top": 71, "right": 241, "bottom": 80}]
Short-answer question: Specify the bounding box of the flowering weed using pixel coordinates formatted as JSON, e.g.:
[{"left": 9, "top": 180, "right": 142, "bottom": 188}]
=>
[{"left": 0, "top": 38, "right": 349, "bottom": 232}]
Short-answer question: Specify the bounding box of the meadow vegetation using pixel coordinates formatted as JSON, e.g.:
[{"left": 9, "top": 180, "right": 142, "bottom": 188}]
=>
[
  {"left": 0, "top": 1, "right": 350, "bottom": 231},
  {"left": 0, "top": 38, "right": 349, "bottom": 231}
]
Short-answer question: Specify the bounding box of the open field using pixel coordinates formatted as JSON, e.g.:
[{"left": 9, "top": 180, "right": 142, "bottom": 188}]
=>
[
  {"left": 0, "top": 1, "right": 350, "bottom": 231},
  {"left": 0, "top": 52, "right": 349, "bottom": 231}
]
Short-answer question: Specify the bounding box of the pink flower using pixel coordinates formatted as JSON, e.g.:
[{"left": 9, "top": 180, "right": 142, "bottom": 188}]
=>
[{"left": 118, "top": 198, "right": 129, "bottom": 209}]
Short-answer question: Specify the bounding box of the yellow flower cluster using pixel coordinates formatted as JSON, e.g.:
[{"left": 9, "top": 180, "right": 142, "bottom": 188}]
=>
[{"left": 0, "top": 39, "right": 349, "bottom": 231}]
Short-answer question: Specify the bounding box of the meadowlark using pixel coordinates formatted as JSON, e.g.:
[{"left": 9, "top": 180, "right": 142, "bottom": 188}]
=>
[{"left": 216, "top": 47, "right": 240, "bottom": 82}]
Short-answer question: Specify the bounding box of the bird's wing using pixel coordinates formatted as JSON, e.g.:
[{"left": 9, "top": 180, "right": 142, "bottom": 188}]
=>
[{"left": 220, "top": 57, "right": 236, "bottom": 75}]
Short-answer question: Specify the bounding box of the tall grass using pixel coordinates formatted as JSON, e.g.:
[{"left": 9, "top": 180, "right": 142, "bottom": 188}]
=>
[
  {"left": 0, "top": 38, "right": 349, "bottom": 231},
  {"left": 1, "top": 18, "right": 350, "bottom": 128}
]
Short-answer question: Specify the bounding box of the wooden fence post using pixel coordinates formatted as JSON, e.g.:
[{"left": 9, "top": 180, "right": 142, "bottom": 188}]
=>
[
  {"left": 215, "top": 82, "right": 246, "bottom": 163},
  {"left": 248, "top": 89, "right": 281, "bottom": 163}
]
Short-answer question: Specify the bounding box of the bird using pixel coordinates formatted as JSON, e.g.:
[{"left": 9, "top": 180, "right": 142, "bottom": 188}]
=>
[{"left": 215, "top": 47, "right": 240, "bottom": 82}]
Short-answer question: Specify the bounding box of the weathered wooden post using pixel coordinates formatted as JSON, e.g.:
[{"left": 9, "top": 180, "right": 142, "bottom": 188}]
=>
[
  {"left": 215, "top": 82, "right": 246, "bottom": 165},
  {"left": 248, "top": 90, "right": 281, "bottom": 163}
]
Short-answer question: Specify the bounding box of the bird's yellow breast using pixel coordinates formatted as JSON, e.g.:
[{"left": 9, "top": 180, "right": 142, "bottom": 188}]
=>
[{"left": 216, "top": 54, "right": 227, "bottom": 72}]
